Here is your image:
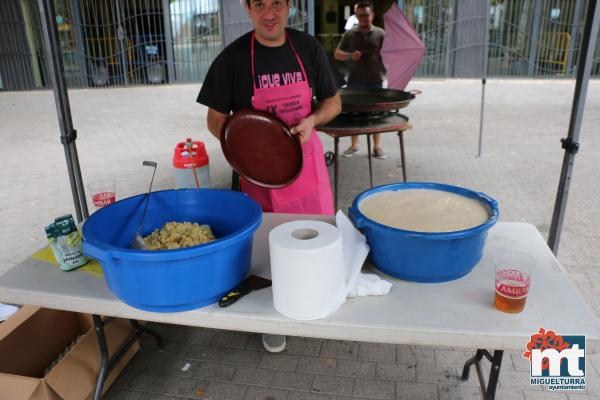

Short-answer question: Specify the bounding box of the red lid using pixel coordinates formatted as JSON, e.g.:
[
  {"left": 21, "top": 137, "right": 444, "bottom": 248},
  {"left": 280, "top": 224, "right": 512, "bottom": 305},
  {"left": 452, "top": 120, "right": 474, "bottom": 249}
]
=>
[
  {"left": 220, "top": 109, "right": 302, "bottom": 188},
  {"left": 173, "top": 139, "right": 209, "bottom": 169}
]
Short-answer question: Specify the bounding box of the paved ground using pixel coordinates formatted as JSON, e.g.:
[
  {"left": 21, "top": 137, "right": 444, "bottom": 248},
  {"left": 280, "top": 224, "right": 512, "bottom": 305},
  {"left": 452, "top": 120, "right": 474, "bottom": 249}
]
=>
[{"left": 1, "top": 79, "right": 599, "bottom": 399}]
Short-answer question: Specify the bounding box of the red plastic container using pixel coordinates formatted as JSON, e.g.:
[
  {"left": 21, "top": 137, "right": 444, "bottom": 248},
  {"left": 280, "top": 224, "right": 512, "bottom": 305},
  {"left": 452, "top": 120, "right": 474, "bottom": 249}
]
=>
[{"left": 173, "top": 138, "right": 211, "bottom": 189}]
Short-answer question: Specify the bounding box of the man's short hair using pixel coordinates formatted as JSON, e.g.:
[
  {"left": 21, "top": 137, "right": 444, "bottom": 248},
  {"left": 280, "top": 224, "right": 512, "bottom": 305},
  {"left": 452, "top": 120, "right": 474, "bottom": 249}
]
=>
[
  {"left": 245, "top": 0, "right": 290, "bottom": 6},
  {"left": 357, "top": 1, "right": 373, "bottom": 10}
]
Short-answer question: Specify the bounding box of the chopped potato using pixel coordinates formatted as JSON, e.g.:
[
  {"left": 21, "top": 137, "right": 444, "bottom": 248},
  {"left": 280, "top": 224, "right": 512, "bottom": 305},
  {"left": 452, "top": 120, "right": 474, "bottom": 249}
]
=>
[{"left": 143, "top": 221, "right": 216, "bottom": 250}]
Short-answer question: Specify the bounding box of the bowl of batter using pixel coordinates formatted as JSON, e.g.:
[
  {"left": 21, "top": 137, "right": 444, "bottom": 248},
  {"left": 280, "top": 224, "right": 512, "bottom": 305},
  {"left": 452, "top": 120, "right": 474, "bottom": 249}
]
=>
[{"left": 348, "top": 182, "right": 499, "bottom": 282}]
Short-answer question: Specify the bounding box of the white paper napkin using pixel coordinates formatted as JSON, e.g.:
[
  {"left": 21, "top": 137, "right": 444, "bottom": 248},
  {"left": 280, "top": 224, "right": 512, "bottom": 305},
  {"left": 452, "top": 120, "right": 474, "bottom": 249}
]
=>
[{"left": 0, "top": 303, "right": 19, "bottom": 322}]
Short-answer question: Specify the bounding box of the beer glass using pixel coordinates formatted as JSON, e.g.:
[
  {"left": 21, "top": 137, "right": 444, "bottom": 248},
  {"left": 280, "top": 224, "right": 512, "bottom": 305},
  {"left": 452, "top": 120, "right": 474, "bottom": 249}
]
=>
[
  {"left": 88, "top": 180, "right": 116, "bottom": 210},
  {"left": 494, "top": 251, "right": 535, "bottom": 313}
]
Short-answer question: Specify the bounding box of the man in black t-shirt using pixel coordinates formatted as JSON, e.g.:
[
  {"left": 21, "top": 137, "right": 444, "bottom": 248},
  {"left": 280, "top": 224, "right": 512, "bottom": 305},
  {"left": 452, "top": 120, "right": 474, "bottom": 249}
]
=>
[
  {"left": 197, "top": 0, "right": 343, "bottom": 354},
  {"left": 197, "top": 0, "right": 342, "bottom": 193},
  {"left": 198, "top": 28, "right": 341, "bottom": 119},
  {"left": 198, "top": 0, "right": 343, "bottom": 215},
  {"left": 335, "top": 1, "right": 387, "bottom": 160}
]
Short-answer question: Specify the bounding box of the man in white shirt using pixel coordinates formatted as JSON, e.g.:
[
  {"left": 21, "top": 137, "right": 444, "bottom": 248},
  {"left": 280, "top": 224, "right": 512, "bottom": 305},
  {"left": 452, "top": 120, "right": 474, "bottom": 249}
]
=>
[{"left": 344, "top": 3, "right": 358, "bottom": 31}]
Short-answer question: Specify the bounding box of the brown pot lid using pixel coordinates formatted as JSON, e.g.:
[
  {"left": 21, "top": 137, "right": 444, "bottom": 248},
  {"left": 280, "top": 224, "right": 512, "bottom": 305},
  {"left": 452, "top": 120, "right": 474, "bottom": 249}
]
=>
[{"left": 220, "top": 109, "right": 303, "bottom": 189}]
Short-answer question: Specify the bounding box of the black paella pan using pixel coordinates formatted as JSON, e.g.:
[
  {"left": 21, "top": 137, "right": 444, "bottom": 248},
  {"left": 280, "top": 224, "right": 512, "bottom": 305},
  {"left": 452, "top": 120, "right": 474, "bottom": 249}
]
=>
[{"left": 340, "top": 88, "right": 421, "bottom": 114}]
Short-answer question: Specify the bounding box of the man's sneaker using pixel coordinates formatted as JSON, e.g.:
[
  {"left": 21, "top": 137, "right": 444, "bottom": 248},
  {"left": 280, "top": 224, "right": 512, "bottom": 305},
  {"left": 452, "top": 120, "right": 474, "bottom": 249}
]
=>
[
  {"left": 373, "top": 148, "right": 387, "bottom": 159},
  {"left": 262, "top": 334, "right": 286, "bottom": 353},
  {"left": 342, "top": 146, "right": 359, "bottom": 158}
]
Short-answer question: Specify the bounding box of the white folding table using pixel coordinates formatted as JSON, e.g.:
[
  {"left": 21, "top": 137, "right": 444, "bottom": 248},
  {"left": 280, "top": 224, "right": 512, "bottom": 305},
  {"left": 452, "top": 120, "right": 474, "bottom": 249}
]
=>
[{"left": 1, "top": 214, "right": 598, "bottom": 400}]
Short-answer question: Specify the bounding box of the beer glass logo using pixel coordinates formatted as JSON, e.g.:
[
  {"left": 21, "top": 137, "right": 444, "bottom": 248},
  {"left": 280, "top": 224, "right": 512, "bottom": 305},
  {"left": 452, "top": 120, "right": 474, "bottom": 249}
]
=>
[{"left": 524, "top": 327, "right": 586, "bottom": 391}]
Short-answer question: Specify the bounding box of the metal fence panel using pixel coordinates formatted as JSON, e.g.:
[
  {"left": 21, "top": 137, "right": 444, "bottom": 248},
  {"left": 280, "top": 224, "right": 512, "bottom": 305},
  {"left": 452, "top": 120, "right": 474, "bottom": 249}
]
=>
[
  {"left": 397, "top": 0, "right": 450, "bottom": 76},
  {"left": 0, "top": 0, "right": 309, "bottom": 90},
  {"left": 0, "top": 0, "right": 45, "bottom": 90},
  {"left": 451, "top": 0, "right": 487, "bottom": 77},
  {"left": 0, "top": 0, "right": 597, "bottom": 91},
  {"left": 403, "top": 0, "right": 600, "bottom": 77},
  {"left": 168, "top": 0, "right": 221, "bottom": 83}
]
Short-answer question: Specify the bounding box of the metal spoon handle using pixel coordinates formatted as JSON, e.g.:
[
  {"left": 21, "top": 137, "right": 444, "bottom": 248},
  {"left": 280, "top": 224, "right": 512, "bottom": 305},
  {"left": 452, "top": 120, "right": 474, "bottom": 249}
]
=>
[
  {"left": 138, "top": 161, "right": 157, "bottom": 233},
  {"left": 185, "top": 139, "right": 201, "bottom": 188}
]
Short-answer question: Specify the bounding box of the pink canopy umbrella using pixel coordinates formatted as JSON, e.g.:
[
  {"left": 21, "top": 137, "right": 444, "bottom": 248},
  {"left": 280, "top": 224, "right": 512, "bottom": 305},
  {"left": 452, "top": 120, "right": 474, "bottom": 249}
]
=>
[{"left": 381, "top": 4, "right": 425, "bottom": 90}]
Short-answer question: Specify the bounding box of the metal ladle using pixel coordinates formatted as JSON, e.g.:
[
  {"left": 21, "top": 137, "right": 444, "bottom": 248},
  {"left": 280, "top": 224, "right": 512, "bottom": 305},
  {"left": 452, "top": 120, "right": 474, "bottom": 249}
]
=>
[
  {"left": 131, "top": 161, "right": 157, "bottom": 250},
  {"left": 185, "top": 138, "right": 200, "bottom": 188}
]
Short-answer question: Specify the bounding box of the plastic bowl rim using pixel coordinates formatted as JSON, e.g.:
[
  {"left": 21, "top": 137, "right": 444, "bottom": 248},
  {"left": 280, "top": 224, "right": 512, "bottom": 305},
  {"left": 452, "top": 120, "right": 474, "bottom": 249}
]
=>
[
  {"left": 350, "top": 182, "right": 499, "bottom": 240},
  {"left": 83, "top": 188, "right": 263, "bottom": 260}
]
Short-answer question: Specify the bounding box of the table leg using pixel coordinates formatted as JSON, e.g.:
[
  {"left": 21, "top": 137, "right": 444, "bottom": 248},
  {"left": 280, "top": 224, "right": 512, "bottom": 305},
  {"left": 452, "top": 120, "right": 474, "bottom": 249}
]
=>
[
  {"left": 130, "top": 319, "right": 165, "bottom": 350},
  {"left": 334, "top": 137, "right": 339, "bottom": 210},
  {"left": 366, "top": 133, "right": 373, "bottom": 187},
  {"left": 93, "top": 315, "right": 109, "bottom": 400},
  {"left": 398, "top": 131, "right": 407, "bottom": 182},
  {"left": 461, "top": 349, "right": 503, "bottom": 400},
  {"left": 92, "top": 316, "right": 164, "bottom": 400}
]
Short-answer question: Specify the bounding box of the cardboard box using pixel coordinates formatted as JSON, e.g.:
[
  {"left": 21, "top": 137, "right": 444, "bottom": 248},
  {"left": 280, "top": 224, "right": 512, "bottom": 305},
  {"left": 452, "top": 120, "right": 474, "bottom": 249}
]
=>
[{"left": 0, "top": 305, "right": 139, "bottom": 400}]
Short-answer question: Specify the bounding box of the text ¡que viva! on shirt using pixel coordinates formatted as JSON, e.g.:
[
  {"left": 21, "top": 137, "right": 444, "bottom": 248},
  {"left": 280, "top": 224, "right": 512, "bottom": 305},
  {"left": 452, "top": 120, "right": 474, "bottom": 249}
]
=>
[{"left": 257, "top": 71, "right": 304, "bottom": 89}]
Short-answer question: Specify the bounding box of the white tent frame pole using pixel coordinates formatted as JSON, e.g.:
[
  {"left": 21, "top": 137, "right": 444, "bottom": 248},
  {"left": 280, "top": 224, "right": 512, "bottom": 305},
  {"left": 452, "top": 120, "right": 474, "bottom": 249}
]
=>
[
  {"left": 548, "top": 0, "right": 599, "bottom": 254},
  {"left": 477, "top": 0, "right": 490, "bottom": 158}
]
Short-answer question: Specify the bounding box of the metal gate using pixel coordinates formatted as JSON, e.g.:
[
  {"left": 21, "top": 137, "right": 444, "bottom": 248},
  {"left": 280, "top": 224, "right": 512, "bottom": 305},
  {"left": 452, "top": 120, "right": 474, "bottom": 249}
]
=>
[
  {"left": 1, "top": 0, "right": 597, "bottom": 90},
  {"left": 0, "top": 0, "right": 48, "bottom": 90},
  {"left": 71, "top": 0, "right": 222, "bottom": 86},
  {"left": 79, "top": 0, "right": 166, "bottom": 86},
  {"left": 402, "top": 0, "right": 600, "bottom": 77},
  {"left": 0, "top": 0, "right": 308, "bottom": 90}
]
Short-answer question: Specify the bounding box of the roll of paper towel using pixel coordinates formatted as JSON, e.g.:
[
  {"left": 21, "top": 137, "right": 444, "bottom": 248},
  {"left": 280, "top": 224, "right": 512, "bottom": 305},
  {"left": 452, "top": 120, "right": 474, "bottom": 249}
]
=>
[{"left": 269, "top": 220, "right": 346, "bottom": 320}]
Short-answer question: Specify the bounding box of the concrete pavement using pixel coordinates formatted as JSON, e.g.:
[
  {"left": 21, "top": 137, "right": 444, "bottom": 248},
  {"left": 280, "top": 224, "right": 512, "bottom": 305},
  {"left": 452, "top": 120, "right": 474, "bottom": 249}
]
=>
[{"left": 1, "top": 79, "right": 599, "bottom": 399}]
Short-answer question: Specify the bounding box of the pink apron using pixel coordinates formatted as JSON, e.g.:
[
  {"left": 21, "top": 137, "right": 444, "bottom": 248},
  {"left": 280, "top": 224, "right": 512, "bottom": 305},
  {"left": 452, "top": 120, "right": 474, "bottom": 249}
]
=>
[{"left": 240, "top": 32, "right": 334, "bottom": 215}]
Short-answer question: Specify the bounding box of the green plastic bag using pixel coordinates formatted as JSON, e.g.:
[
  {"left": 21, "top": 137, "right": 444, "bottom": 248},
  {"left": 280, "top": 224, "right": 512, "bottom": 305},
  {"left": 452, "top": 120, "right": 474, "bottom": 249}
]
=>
[{"left": 44, "top": 215, "right": 88, "bottom": 271}]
